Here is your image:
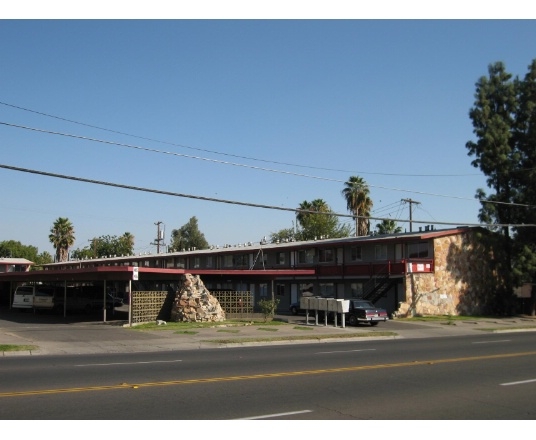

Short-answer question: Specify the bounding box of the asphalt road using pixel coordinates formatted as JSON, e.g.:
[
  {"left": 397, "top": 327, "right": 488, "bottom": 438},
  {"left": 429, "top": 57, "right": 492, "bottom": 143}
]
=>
[{"left": 1, "top": 332, "right": 536, "bottom": 420}]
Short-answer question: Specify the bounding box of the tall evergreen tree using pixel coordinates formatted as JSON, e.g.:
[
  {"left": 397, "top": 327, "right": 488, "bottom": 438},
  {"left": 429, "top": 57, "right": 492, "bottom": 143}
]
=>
[
  {"left": 511, "top": 60, "right": 536, "bottom": 315},
  {"left": 466, "top": 59, "right": 536, "bottom": 314},
  {"left": 466, "top": 62, "right": 518, "bottom": 236}
]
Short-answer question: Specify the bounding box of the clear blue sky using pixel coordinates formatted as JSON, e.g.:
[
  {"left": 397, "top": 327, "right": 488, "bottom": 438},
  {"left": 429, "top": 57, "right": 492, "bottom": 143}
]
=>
[{"left": 1, "top": 14, "right": 536, "bottom": 256}]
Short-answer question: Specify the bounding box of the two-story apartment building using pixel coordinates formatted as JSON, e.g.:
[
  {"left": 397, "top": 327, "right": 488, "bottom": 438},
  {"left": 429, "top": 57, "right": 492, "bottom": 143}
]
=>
[{"left": 15, "top": 225, "right": 500, "bottom": 317}]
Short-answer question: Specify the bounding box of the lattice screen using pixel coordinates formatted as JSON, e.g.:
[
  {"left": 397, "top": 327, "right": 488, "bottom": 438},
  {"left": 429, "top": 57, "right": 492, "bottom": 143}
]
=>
[
  {"left": 212, "top": 291, "right": 254, "bottom": 314},
  {"left": 131, "top": 290, "right": 171, "bottom": 324},
  {"left": 130, "top": 290, "right": 253, "bottom": 324}
]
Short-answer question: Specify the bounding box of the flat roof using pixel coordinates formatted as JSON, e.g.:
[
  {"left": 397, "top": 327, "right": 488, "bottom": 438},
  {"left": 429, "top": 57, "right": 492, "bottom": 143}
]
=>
[
  {"left": 0, "top": 258, "right": 34, "bottom": 265},
  {"left": 0, "top": 266, "right": 316, "bottom": 283}
]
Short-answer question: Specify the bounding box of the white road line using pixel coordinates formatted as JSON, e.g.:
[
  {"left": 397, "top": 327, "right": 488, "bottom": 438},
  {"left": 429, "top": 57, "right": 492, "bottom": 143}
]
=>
[
  {"left": 315, "top": 349, "right": 376, "bottom": 354},
  {"left": 500, "top": 378, "right": 536, "bottom": 386},
  {"left": 236, "top": 410, "right": 313, "bottom": 420},
  {"left": 472, "top": 340, "right": 511, "bottom": 344},
  {"left": 75, "top": 360, "right": 183, "bottom": 367}
]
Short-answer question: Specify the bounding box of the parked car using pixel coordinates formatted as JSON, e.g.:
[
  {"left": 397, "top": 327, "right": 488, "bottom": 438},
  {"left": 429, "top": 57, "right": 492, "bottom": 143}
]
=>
[
  {"left": 289, "top": 302, "right": 303, "bottom": 315},
  {"left": 50, "top": 286, "right": 124, "bottom": 314},
  {"left": 346, "top": 299, "right": 389, "bottom": 326}
]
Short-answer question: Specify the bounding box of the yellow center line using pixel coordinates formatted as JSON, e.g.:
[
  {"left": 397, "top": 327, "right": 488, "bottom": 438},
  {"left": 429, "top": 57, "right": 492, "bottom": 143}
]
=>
[{"left": 2, "top": 350, "right": 536, "bottom": 398}]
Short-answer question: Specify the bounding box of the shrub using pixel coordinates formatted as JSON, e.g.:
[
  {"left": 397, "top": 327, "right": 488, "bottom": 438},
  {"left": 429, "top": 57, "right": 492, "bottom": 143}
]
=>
[{"left": 257, "top": 298, "right": 280, "bottom": 322}]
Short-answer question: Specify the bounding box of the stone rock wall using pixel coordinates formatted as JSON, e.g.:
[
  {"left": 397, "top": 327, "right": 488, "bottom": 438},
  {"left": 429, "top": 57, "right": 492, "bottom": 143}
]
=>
[
  {"left": 398, "top": 230, "right": 498, "bottom": 316},
  {"left": 170, "top": 273, "right": 226, "bottom": 322}
]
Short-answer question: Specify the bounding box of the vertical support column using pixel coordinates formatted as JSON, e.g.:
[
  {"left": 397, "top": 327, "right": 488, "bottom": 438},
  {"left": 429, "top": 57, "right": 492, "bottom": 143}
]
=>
[
  {"left": 128, "top": 280, "right": 132, "bottom": 327},
  {"left": 103, "top": 280, "right": 107, "bottom": 323},
  {"left": 63, "top": 280, "right": 67, "bottom": 318}
]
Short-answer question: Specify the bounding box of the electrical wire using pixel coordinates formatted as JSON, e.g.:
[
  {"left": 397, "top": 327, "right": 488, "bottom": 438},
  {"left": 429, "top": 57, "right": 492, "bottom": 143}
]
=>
[
  {"left": 2, "top": 120, "right": 534, "bottom": 209},
  {"left": 1, "top": 163, "right": 536, "bottom": 229},
  {"left": 0, "top": 100, "right": 481, "bottom": 178}
]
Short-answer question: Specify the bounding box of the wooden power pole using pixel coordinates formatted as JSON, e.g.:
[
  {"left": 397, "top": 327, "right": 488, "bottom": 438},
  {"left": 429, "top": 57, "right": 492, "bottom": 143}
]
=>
[{"left": 401, "top": 198, "right": 420, "bottom": 232}]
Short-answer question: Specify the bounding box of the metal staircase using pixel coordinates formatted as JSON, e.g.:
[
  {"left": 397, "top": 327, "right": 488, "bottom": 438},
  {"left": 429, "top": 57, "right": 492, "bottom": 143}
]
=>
[{"left": 362, "top": 264, "right": 397, "bottom": 304}]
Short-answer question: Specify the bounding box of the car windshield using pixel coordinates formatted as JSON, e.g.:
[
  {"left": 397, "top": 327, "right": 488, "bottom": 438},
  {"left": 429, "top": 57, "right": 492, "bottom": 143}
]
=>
[{"left": 352, "top": 300, "right": 375, "bottom": 308}]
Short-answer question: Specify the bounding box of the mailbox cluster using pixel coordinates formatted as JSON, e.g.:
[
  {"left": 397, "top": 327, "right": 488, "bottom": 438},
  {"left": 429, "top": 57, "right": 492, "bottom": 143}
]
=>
[{"left": 299, "top": 297, "right": 350, "bottom": 327}]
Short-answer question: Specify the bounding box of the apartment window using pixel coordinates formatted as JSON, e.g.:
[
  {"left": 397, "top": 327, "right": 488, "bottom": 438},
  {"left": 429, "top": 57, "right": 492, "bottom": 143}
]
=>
[
  {"left": 223, "top": 255, "right": 233, "bottom": 267},
  {"left": 206, "top": 256, "right": 213, "bottom": 268},
  {"left": 259, "top": 283, "right": 268, "bottom": 297},
  {"left": 193, "top": 257, "right": 200, "bottom": 269},
  {"left": 276, "top": 252, "right": 286, "bottom": 265},
  {"left": 350, "top": 246, "right": 362, "bottom": 261},
  {"left": 375, "top": 245, "right": 388, "bottom": 260},
  {"left": 234, "top": 254, "right": 248, "bottom": 266},
  {"left": 300, "top": 283, "right": 314, "bottom": 295},
  {"left": 319, "top": 283, "right": 335, "bottom": 297},
  {"left": 298, "top": 249, "right": 315, "bottom": 264},
  {"left": 276, "top": 284, "right": 285, "bottom": 296},
  {"left": 351, "top": 282, "right": 364, "bottom": 298},
  {"left": 408, "top": 242, "right": 429, "bottom": 258},
  {"left": 176, "top": 257, "right": 186, "bottom": 269},
  {"left": 318, "top": 248, "right": 334, "bottom": 263}
]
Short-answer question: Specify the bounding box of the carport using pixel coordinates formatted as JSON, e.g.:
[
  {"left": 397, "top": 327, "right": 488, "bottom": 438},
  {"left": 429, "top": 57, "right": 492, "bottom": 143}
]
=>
[{"left": 0, "top": 266, "right": 315, "bottom": 324}]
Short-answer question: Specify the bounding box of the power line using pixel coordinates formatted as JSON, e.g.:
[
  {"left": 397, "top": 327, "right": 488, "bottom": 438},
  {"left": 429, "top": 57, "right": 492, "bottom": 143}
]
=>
[
  {"left": 2, "top": 120, "right": 534, "bottom": 209},
  {"left": 2, "top": 163, "right": 536, "bottom": 229},
  {"left": 0, "top": 100, "right": 481, "bottom": 178}
]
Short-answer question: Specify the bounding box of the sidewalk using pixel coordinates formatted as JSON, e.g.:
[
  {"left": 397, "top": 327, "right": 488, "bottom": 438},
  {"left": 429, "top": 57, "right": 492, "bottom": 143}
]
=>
[{"left": 2, "top": 309, "right": 536, "bottom": 357}]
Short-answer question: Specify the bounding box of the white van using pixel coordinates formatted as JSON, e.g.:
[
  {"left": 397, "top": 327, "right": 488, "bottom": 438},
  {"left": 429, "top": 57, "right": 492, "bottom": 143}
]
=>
[
  {"left": 33, "top": 285, "right": 57, "bottom": 309},
  {"left": 12, "top": 285, "right": 58, "bottom": 310},
  {"left": 12, "top": 285, "right": 35, "bottom": 309}
]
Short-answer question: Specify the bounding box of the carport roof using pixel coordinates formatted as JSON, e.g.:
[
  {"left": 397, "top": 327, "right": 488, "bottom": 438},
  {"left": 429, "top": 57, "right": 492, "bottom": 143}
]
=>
[{"left": 0, "top": 266, "right": 315, "bottom": 283}]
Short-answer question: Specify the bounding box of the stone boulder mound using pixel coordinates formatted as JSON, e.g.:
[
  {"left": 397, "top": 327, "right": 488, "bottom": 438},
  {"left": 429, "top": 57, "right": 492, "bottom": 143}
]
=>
[{"left": 170, "top": 273, "right": 226, "bottom": 322}]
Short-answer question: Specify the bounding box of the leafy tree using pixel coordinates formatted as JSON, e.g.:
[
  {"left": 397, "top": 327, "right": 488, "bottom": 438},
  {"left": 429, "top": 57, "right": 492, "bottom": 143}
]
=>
[
  {"left": 0, "top": 240, "right": 53, "bottom": 268},
  {"left": 269, "top": 228, "right": 296, "bottom": 244},
  {"left": 169, "top": 217, "right": 209, "bottom": 252},
  {"left": 375, "top": 219, "right": 402, "bottom": 235},
  {"left": 71, "top": 247, "right": 94, "bottom": 260},
  {"left": 342, "top": 176, "right": 373, "bottom": 236},
  {"left": 34, "top": 251, "right": 53, "bottom": 266},
  {"left": 49, "top": 217, "right": 75, "bottom": 262},
  {"left": 72, "top": 233, "right": 135, "bottom": 259},
  {"left": 294, "top": 199, "right": 351, "bottom": 241},
  {"left": 0, "top": 240, "right": 38, "bottom": 260}
]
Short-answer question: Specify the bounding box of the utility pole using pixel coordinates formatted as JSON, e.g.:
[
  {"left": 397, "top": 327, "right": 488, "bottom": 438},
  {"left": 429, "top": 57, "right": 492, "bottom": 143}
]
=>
[
  {"left": 152, "top": 221, "right": 164, "bottom": 254},
  {"left": 401, "top": 198, "right": 420, "bottom": 232}
]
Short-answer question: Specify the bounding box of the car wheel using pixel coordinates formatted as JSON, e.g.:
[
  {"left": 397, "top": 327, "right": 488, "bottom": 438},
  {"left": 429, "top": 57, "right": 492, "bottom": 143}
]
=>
[
  {"left": 290, "top": 306, "right": 298, "bottom": 315},
  {"left": 370, "top": 322, "right": 379, "bottom": 326},
  {"left": 348, "top": 315, "right": 358, "bottom": 326}
]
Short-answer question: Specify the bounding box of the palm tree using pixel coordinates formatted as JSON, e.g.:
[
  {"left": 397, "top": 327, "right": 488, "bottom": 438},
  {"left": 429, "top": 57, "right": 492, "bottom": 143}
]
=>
[
  {"left": 342, "top": 176, "right": 373, "bottom": 237},
  {"left": 49, "top": 217, "right": 75, "bottom": 262},
  {"left": 120, "top": 232, "right": 135, "bottom": 255},
  {"left": 375, "top": 219, "right": 402, "bottom": 235},
  {"left": 296, "top": 200, "right": 313, "bottom": 227}
]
